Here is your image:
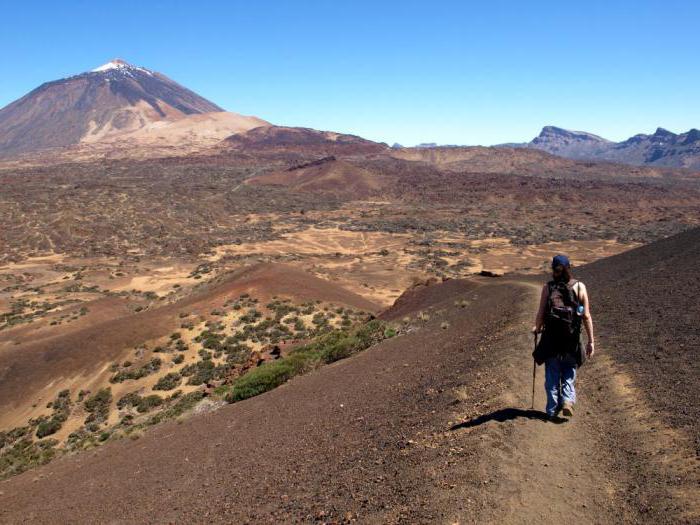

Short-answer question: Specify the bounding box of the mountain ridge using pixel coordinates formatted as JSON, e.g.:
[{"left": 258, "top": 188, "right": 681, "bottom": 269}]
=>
[{"left": 513, "top": 125, "right": 700, "bottom": 169}]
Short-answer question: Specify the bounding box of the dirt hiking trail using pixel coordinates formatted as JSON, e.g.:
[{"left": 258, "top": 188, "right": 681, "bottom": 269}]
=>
[
  {"left": 442, "top": 278, "right": 698, "bottom": 524},
  {"left": 1, "top": 235, "right": 699, "bottom": 524}
]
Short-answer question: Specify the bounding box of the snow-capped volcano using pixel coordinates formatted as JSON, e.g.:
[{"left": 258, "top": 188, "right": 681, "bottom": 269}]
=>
[
  {"left": 0, "top": 59, "right": 267, "bottom": 158},
  {"left": 91, "top": 58, "right": 149, "bottom": 73}
]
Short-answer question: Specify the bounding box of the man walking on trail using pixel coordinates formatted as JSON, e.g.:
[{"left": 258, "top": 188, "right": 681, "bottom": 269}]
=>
[{"left": 532, "top": 255, "right": 595, "bottom": 419}]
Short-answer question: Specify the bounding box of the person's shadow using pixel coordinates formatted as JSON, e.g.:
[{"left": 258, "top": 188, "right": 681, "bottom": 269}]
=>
[{"left": 450, "top": 408, "right": 567, "bottom": 430}]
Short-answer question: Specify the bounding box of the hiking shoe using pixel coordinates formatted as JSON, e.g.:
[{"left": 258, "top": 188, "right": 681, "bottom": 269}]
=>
[{"left": 561, "top": 402, "right": 574, "bottom": 417}]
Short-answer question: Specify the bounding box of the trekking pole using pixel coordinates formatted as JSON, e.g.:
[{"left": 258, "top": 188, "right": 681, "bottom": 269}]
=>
[{"left": 531, "top": 333, "right": 537, "bottom": 409}]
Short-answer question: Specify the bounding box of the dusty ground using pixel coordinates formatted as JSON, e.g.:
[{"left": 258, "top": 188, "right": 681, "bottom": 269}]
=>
[
  {"left": 0, "top": 228, "right": 697, "bottom": 523},
  {"left": 0, "top": 263, "right": 379, "bottom": 442},
  {"left": 1, "top": 142, "right": 698, "bottom": 522}
]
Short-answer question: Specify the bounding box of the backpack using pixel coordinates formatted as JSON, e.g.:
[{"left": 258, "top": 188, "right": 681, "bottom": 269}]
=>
[{"left": 545, "top": 280, "right": 582, "bottom": 341}]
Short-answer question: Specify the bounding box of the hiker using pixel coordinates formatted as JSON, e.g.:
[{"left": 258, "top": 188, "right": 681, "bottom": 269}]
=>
[{"left": 532, "top": 255, "right": 595, "bottom": 419}]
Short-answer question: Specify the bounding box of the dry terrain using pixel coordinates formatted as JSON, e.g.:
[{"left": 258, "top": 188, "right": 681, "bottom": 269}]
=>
[
  {"left": 0, "top": 228, "right": 697, "bottom": 524},
  {"left": 0, "top": 140, "right": 699, "bottom": 523}
]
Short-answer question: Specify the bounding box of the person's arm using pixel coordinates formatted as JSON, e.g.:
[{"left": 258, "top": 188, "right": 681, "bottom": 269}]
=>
[
  {"left": 579, "top": 283, "right": 596, "bottom": 356},
  {"left": 532, "top": 284, "right": 548, "bottom": 333}
]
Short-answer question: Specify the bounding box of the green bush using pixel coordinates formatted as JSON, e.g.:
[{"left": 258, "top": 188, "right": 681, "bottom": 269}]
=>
[
  {"left": 117, "top": 392, "right": 141, "bottom": 409},
  {"left": 145, "top": 391, "right": 204, "bottom": 426},
  {"left": 83, "top": 388, "right": 112, "bottom": 424},
  {"left": 36, "top": 419, "right": 62, "bottom": 438},
  {"left": 110, "top": 358, "right": 161, "bottom": 383},
  {"left": 225, "top": 352, "right": 310, "bottom": 403},
  {"left": 153, "top": 373, "right": 181, "bottom": 391},
  {"left": 0, "top": 437, "right": 58, "bottom": 480},
  {"left": 137, "top": 395, "right": 164, "bottom": 413},
  {"left": 225, "top": 319, "right": 386, "bottom": 403}
]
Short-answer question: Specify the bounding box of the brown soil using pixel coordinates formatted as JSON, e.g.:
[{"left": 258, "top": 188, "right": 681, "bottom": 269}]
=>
[
  {"left": 0, "top": 229, "right": 697, "bottom": 524},
  {"left": 246, "top": 158, "right": 385, "bottom": 198},
  {"left": 0, "top": 263, "right": 380, "bottom": 430}
]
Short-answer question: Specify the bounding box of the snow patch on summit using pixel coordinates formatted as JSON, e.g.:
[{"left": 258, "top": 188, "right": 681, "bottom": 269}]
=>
[{"left": 91, "top": 59, "right": 153, "bottom": 75}]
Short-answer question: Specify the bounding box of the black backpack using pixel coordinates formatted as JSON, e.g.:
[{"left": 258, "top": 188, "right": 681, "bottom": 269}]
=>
[{"left": 545, "top": 279, "right": 582, "bottom": 340}]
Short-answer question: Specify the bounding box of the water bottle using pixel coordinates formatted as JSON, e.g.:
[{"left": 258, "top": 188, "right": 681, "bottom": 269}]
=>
[{"left": 576, "top": 304, "right": 584, "bottom": 316}]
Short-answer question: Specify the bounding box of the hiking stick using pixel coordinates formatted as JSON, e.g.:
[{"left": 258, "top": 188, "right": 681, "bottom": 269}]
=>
[{"left": 531, "top": 333, "right": 537, "bottom": 409}]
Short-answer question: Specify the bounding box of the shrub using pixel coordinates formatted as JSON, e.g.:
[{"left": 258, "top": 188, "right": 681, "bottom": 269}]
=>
[
  {"left": 83, "top": 388, "right": 112, "bottom": 424},
  {"left": 226, "top": 320, "right": 386, "bottom": 403},
  {"left": 137, "top": 395, "right": 164, "bottom": 413},
  {"left": 0, "top": 437, "right": 58, "bottom": 480},
  {"left": 226, "top": 353, "right": 309, "bottom": 403},
  {"left": 36, "top": 419, "right": 62, "bottom": 438},
  {"left": 145, "top": 391, "right": 204, "bottom": 426},
  {"left": 110, "top": 358, "right": 161, "bottom": 383},
  {"left": 173, "top": 354, "right": 184, "bottom": 364},
  {"left": 153, "top": 373, "right": 181, "bottom": 391},
  {"left": 117, "top": 392, "right": 141, "bottom": 410},
  {"left": 184, "top": 360, "right": 221, "bottom": 385}
]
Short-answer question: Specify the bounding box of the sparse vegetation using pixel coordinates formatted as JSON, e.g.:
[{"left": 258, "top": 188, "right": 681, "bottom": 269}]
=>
[
  {"left": 153, "top": 373, "right": 181, "bottom": 391},
  {"left": 225, "top": 319, "right": 386, "bottom": 403},
  {"left": 83, "top": 388, "right": 112, "bottom": 425},
  {"left": 110, "top": 358, "right": 162, "bottom": 383}
]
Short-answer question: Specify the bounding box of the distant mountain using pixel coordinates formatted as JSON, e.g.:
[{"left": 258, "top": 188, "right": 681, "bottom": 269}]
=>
[
  {"left": 529, "top": 126, "right": 612, "bottom": 158},
  {"left": 519, "top": 125, "right": 700, "bottom": 169},
  {"left": 0, "top": 59, "right": 266, "bottom": 157}
]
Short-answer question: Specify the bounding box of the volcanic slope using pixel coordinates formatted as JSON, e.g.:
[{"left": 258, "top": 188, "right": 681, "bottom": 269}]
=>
[
  {"left": 0, "top": 263, "right": 379, "bottom": 433},
  {"left": 0, "top": 59, "right": 267, "bottom": 159},
  {"left": 0, "top": 230, "right": 698, "bottom": 523},
  {"left": 245, "top": 156, "right": 387, "bottom": 198}
]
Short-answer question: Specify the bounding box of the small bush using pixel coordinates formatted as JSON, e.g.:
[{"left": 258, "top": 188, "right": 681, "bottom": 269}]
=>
[
  {"left": 226, "top": 319, "right": 385, "bottom": 403},
  {"left": 137, "top": 395, "right": 164, "bottom": 413},
  {"left": 36, "top": 419, "right": 62, "bottom": 438},
  {"left": 117, "top": 392, "right": 141, "bottom": 410},
  {"left": 153, "top": 373, "right": 181, "bottom": 391},
  {"left": 226, "top": 353, "right": 309, "bottom": 403},
  {"left": 83, "top": 388, "right": 112, "bottom": 425},
  {"left": 110, "top": 358, "right": 161, "bottom": 383}
]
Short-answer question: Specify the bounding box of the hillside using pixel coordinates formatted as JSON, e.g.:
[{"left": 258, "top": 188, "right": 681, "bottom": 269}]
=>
[
  {"left": 245, "top": 156, "right": 387, "bottom": 198},
  {"left": 0, "top": 229, "right": 697, "bottom": 523},
  {"left": 0, "top": 263, "right": 379, "bottom": 453}
]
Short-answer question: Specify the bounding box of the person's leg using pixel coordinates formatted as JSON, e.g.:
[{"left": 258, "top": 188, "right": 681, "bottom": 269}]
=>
[
  {"left": 544, "top": 357, "right": 561, "bottom": 417},
  {"left": 560, "top": 358, "right": 577, "bottom": 406}
]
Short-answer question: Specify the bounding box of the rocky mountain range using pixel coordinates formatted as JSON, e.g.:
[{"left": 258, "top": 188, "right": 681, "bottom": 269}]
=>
[{"left": 517, "top": 125, "right": 700, "bottom": 169}]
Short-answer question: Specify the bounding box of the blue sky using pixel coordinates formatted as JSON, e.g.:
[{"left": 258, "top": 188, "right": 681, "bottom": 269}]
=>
[{"left": 1, "top": 1, "right": 698, "bottom": 146}]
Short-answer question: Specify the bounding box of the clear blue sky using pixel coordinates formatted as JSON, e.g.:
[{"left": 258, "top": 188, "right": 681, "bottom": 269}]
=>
[{"left": 1, "top": 1, "right": 698, "bottom": 146}]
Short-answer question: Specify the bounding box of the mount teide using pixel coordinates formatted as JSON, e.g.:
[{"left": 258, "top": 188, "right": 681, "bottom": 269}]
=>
[{"left": 0, "top": 59, "right": 267, "bottom": 158}]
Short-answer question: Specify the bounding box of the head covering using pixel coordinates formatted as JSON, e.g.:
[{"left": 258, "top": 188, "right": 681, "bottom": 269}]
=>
[{"left": 552, "top": 254, "right": 570, "bottom": 269}]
